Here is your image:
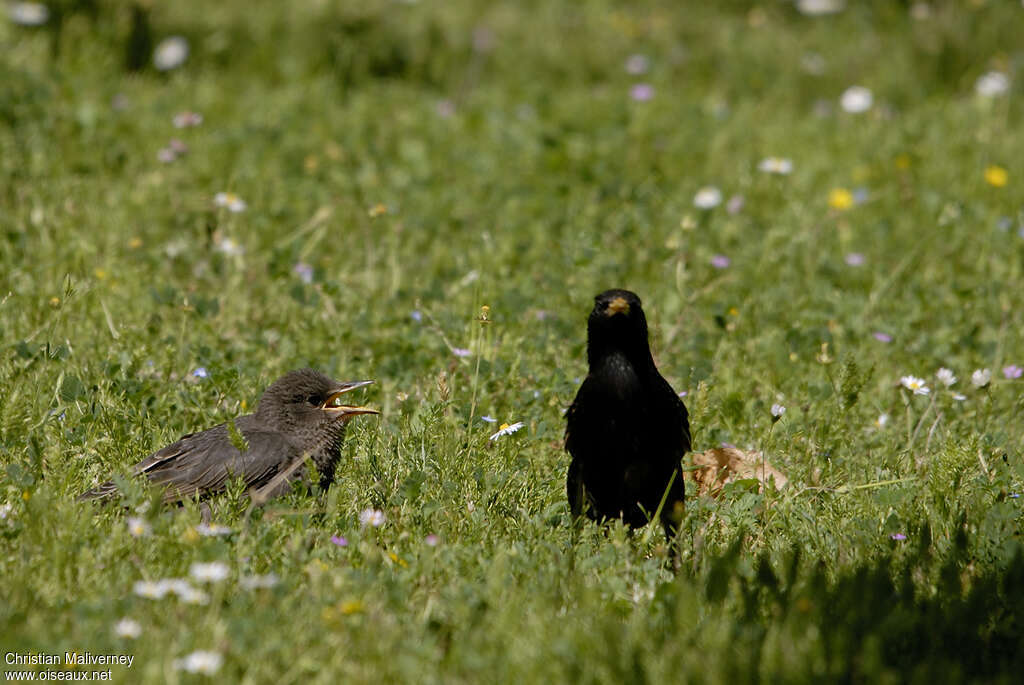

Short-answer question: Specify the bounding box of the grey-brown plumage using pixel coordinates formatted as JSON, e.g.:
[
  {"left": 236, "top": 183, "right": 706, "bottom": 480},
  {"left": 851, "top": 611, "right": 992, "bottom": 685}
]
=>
[
  {"left": 565, "top": 289, "right": 690, "bottom": 544},
  {"left": 79, "top": 369, "right": 378, "bottom": 504}
]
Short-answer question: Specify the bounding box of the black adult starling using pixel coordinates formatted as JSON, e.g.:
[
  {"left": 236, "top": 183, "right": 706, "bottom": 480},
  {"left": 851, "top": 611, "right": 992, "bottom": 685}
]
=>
[
  {"left": 79, "top": 369, "right": 378, "bottom": 504},
  {"left": 565, "top": 289, "right": 691, "bottom": 544}
]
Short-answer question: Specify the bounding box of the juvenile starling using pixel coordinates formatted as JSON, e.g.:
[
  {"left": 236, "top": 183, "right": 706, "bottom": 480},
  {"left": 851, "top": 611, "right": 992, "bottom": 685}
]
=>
[
  {"left": 79, "top": 369, "right": 378, "bottom": 504},
  {"left": 565, "top": 289, "right": 691, "bottom": 544}
]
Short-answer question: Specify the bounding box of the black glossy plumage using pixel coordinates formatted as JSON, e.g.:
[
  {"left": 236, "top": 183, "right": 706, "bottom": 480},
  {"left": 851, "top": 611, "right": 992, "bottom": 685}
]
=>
[
  {"left": 565, "top": 289, "right": 690, "bottom": 543},
  {"left": 79, "top": 369, "right": 377, "bottom": 504}
]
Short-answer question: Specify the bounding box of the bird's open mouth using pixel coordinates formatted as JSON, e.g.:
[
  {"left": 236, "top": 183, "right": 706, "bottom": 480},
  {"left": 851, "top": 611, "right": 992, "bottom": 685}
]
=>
[
  {"left": 606, "top": 297, "right": 630, "bottom": 316},
  {"left": 322, "top": 380, "right": 380, "bottom": 416}
]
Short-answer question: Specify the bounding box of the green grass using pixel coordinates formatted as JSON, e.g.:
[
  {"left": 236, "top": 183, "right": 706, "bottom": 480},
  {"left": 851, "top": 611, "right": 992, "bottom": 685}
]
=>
[{"left": 2, "top": 0, "right": 1024, "bottom": 681}]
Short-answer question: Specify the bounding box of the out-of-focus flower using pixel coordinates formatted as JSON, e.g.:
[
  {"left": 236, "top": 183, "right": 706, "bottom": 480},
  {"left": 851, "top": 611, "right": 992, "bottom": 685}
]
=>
[
  {"left": 435, "top": 99, "right": 456, "bottom": 118},
  {"left": 127, "top": 517, "right": 151, "bottom": 538},
  {"left": 133, "top": 580, "right": 170, "bottom": 599},
  {"left": 173, "top": 111, "right": 203, "bottom": 128},
  {"left": 214, "top": 192, "right": 247, "bottom": 213},
  {"left": 693, "top": 186, "right": 722, "bottom": 209},
  {"left": 330, "top": 535, "right": 348, "bottom": 547},
  {"left": 425, "top": 534, "right": 440, "bottom": 546},
  {"left": 625, "top": 54, "right": 649, "bottom": 75},
  {"left": 829, "top": 188, "right": 854, "bottom": 210},
  {"left": 174, "top": 651, "right": 223, "bottom": 675},
  {"left": 215, "top": 237, "right": 244, "bottom": 257},
  {"left": 875, "top": 413, "right": 889, "bottom": 429},
  {"left": 452, "top": 347, "right": 471, "bottom": 358},
  {"left": 240, "top": 573, "right": 279, "bottom": 590},
  {"left": 971, "top": 369, "right": 992, "bottom": 388},
  {"left": 770, "top": 404, "right": 786, "bottom": 421},
  {"left": 726, "top": 194, "right": 745, "bottom": 214},
  {"left": 8, "top": 2, "right": 49, "bottom": 26},
  {"left": 480, "top": 416, "right": 497, "bottom": 423},
  {"left": 359, "top": 508, "right": 386, "bottom": 527},
  {"left": 935, "top": 368, "right": 957, "bottom": 387},
  {"left": 1003, "top": 365, "right": 1023, "bottom": 380},
  {"left": 758, "top": 157, "right": 793, "bottom": 175},
  {"left": 192, "top": 367, "right": 209, "bottom": 379},
  {"left": 844, "top": 253, "right": 865, "bottom": 266},
  {"left": 873, "top": 332, "right": 892, "bottom": 343},
  {"left": 710, "top": 255, "right": 731, "bottom": 269},
  {"left": 630, "top": 84, "right": 655, "bottom": 102},
  {"left": 293, "top": 262, "right": 314, "bottom": 284},
  {"left": 153, "top": 36, "right": 189, "bottom": 71},
  {"left": 189, "top": 562, "right": 229, "bottom": 583},
  {"left": 975, "top": 72, "right": 1009, "bottom": 98},
  {"left": 796, "top": 0, "right": 845, "bottom": 16},
  {"left": 195, "top": 523, "right": 232, "bottom": 536},
  {"left": 984, "top": 166, "right": 1008, "bottom": 188},
  {"left": 890, "top": 533, "right": 907, "bottom": 541},
  {"left": 114, "top": 618, "right": 142, "bottom": 639},
  {"left": 839, "top": 86, "right": 873, "bottom": 113}
]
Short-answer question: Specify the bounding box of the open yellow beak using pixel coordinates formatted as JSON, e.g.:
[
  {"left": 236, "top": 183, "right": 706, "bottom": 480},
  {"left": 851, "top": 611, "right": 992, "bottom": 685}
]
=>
[{"left": 322, "top": 380, "right": 380, "bottom": 417}]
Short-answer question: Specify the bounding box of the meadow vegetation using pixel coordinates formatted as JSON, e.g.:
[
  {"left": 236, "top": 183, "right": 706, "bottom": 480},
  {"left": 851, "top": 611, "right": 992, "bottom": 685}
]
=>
[{"left": 2, "top": 1, "right": 1023, "bottom": 681}]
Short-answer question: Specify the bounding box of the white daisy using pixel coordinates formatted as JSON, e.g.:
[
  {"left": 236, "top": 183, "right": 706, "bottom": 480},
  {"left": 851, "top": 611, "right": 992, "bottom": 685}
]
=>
[
  {"left": 359, "top": 508, "right": 386, "bottom": 527},
  {"left": 796, "top": 0, "right": 845, "bottom": 16},
  {"left": 975, "top": 72, "right": 1009, "bottom": 98},
  {"left": 840, "top": 86, "right": 873, "bottom": 113},
  {"left": 758, "top": 157, "right": 794, "bottom": 175},
  {"left": 971, "top": 368, "right": 991, "bottom": 388},
  {"left": 132, "top": 580, "right": 170, "bottom": 600},
  {"left": 900, "top": 376, "right": 930, "bottom": 395},
  {"left": 8, "top": 2, "right": 49, "bottom": 26},
  {"left": 935, "top": 368, "right": 957, "bottom": 387},
  {"left": 189, "top": 562, "right": 229, "bottom": 583},
  {"left": 174, "top": 651, "right": 223, "bottom": 675},
  {"left": 693, "top": 186, "right": 722, "bottom": 209},
  {"left": 127, "top": 517, "right": 151, "bottom": 538},
  {"left": 489, "top": 421, "right": 525, "bottom": 441},
  {"left": 177, "top": 587, "right": 210, "bottom": 605},
  {"left": 194, "top": 523, "right": 232, "bottom": 536},
  {"left": 239, "top": 573, "right": 279, "bottom": 590},
  {"left": 153, "top": 36, "right": 189, "bottom": 71},
  {"left": 113, "top": 618, "right": 142, "bottom": 639},
  {"left": 213, "top": 192, "right": 247, "bottom": 213}
]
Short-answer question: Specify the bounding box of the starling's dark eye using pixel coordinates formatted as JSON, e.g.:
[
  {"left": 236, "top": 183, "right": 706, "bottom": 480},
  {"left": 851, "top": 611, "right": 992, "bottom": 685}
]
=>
[{"left": 306, "top": 395, "right": 321, "bottom": 407}]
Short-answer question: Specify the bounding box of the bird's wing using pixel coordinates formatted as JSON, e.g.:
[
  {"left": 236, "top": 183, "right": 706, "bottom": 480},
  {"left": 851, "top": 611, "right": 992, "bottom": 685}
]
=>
[
  {"left": 652, "top": 374, "right": 691, "bottom": 456},
  {"left": 133, "top": 426, "right": 297, "bottom": 503}
]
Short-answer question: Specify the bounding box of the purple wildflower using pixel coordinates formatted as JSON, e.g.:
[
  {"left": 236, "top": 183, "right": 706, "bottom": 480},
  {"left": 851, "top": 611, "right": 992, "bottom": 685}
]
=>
[
  {"left": 330, "top": 535, "right": 348, "bottom": 547},
  {"left": 425, "top": 534, "right": 440, "bottom": 546},
  {"left": 726, "top": 194, "right": 745, "bottom": 215},
  {"left": 293, "top": 262, "right": 314, "bottom": 284},
  {"left": 1002, "top": 365, "right": 1022, "bottom": 380},
  {"left": 710, "top": 255, "right": 731, "bottom": 269},
  {"left": 844, "top": 252, "right": 865, "bottom": 266},
  {"left": 410, "top": 310, "right": 423, "bottom": 323},
  {"left": 192, "top": 367, "right": 209, "bottom": 379},
  {"left": 453, "top": 347, "right": 471, "bottom": 358},
  {"left": 873, "top": 332, "right": 893, "bottom": 343},
  {"left": 890, "top": 533, "right": 907, "bottom": 541},
  {"left": 630, "top": 84, "right": 654, "bottom": 102}
]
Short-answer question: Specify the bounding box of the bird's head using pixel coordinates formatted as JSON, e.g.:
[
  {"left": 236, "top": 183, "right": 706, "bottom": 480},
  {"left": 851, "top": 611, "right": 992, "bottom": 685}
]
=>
[
  {"left": 256, "top": 369, "right": 378, "bottom": 443},
  {"left": 586, "top": 289, "right": 652, "bottom": 365}
]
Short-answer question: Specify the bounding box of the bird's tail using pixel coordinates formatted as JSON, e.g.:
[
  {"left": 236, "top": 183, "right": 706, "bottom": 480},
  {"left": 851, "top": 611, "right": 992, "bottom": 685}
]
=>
[{"left": 77, "top": 481, "right": 119, "bottom": 502}]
